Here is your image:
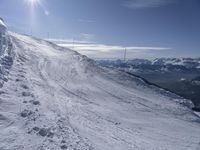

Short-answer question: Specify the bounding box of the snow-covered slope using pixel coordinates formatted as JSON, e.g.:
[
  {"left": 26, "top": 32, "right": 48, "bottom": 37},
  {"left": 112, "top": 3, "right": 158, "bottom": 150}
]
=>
[
  {"left": 0, "top": 26, "right": 200, "bottom": 149},
  {"left": 0, "top": 19, "right": 14, "bottom": 87}
]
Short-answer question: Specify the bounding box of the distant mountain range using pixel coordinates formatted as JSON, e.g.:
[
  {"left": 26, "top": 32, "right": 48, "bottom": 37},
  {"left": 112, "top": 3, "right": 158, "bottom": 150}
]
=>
[
  {"left": 96, "top": 58, "right": 200, "bottom": 111},
  {"left": 97, "top": 58, "right": 200, "bottom": 72}
]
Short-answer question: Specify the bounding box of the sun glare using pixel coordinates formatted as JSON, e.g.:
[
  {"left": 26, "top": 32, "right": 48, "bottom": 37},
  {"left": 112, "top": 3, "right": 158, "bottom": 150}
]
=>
[
  {"left": 24, "top": 0, "right": 49, "bottom": 18},
  {"left": 26, "top": 0, "right": 40, "bottom": 7}
]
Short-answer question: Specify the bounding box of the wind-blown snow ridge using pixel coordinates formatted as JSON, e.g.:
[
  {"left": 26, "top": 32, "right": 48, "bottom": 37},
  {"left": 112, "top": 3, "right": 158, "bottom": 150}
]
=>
[
  {"left": 0, "top": 27, "right": 200, "bottom": 149},
  {"left": 0, "top": 18, "right": 6, "bottom": 31},
  {"left": 0, "top": 19, "right": 14, "bottom": 88}
]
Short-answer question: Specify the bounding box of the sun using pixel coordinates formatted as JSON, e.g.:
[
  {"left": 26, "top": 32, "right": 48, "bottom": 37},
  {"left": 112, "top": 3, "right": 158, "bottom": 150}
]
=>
[
  {"left": 25, "top": 0, "right": 41, "bottom": 7},
  {"left": 24, "top": 0, "right": 49, "bottom": 17}
]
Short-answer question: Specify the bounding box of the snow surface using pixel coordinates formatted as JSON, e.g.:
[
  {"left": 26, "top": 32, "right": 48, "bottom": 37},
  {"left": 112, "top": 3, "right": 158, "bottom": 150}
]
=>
[{"left": 0, "top": 30, "right": 200, "bottom": 150}]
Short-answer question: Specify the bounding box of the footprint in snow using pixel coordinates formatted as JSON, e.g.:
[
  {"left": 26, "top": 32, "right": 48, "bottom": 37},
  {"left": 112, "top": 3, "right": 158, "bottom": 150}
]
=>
[
  {"left": 21, "top": 84, "right": 29, "bottom": 89},
  {"left": 22, "top": 91, "right": 34, "bottom": 97},
  {"left": 20, "top": 109, "right": 33, "bottom": 118}
]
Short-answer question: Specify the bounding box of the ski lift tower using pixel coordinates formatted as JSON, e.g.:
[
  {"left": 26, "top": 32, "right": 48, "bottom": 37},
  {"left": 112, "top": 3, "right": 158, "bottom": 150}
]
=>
[{"left": 124, "top": 47, "right": 127, "bottom": 62}]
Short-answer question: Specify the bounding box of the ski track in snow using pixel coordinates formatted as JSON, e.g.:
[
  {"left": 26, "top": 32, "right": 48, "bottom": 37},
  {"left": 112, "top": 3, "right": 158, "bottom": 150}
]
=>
[{"left": 0, "top": 30, "right": 200, "bottom": 150}]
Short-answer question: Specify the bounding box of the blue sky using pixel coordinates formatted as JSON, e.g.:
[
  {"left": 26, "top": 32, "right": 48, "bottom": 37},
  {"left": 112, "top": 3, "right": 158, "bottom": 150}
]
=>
[{"left": 0, "top": 0, "right": 200, "bottom": 59}]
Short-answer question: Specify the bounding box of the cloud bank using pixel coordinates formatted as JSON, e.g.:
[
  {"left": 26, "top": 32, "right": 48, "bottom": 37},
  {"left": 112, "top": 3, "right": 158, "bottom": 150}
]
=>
[
  {"left": 47, "top": 38, "right": 170, "bottom": 59},
  {"left": 78, "top": 19, "right": 96, "bottom": 23},
  {"left": 124, "top": 0, "right": 175, "bottom": 9}
]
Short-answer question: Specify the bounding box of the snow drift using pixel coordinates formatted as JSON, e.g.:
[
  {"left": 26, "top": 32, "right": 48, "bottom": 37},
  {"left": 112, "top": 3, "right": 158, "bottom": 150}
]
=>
[
  {"left": 0, "top": 21, "right": 200, "bottom": 150},
  {"left": 0, "top": 18, "right": 8, "bottom": 56},
  {"left": 0, "top": 18, "right": 6, "bottom": 32},
  {"left": 0, "top": 19, "right": 14, "bottom": 87}
]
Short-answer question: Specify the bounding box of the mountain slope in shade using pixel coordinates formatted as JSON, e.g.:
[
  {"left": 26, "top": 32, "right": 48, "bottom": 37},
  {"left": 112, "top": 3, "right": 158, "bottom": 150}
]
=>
[{"left": 0, "top": 23, "right": 200, "bottom": 149}]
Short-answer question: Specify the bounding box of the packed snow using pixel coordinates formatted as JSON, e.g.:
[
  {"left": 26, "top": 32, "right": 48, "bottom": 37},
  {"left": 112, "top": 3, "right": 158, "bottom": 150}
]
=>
[{"left": 0, "top": 23, "right": 200, "bottom": 150}]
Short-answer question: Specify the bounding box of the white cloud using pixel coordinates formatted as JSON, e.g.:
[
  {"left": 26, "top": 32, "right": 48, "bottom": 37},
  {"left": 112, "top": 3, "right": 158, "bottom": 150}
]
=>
[
  {"left": 78, "top": 19, "right": 96, "bottom": 23},
  {"left": 124, "top": 0, "right": 175, "bottom": 9},
  {"left": 47, "top": 38, "right": 170, "bottom": 59},
  {"left": 80, "top": 33, "right": 94, "bottom": 41},
  {"left": 47, "top": 38, "right": 93, "bottom": 44}
]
